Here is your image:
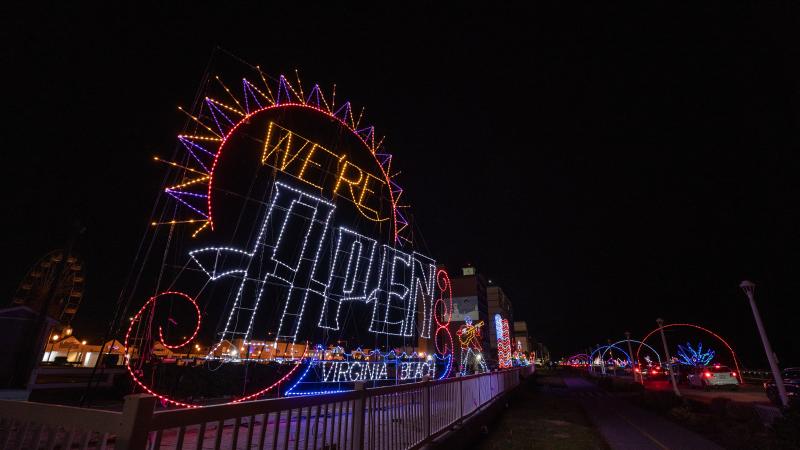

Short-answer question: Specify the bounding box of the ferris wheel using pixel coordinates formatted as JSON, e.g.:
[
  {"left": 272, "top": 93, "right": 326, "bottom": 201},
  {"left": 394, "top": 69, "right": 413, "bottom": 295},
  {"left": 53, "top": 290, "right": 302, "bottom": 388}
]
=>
[{"left": 12, "top": 250, "right": 85, "bottom": 325}]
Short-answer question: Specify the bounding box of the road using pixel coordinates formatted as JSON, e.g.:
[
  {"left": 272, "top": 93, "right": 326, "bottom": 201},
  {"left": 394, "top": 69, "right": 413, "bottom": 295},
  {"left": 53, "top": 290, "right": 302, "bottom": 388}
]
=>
[
  {"left": 601, "top": 372, "right": 775, "bottom": 405},
  {"left": 562, "top": 377, "right": 723, "bottom": 450}
]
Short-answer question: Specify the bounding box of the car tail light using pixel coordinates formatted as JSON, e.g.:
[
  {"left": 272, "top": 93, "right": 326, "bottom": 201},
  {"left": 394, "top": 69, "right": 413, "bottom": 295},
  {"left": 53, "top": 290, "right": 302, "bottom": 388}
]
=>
[
  {"left": 704, "top": 371, "right": 712, "bottom": 378},
  {"left": 651, "top": 370, "right": 658, "bottom": 375},
  {"left": 731, "top": 372, "right": 737, "bottom": 377},
  {"left": 634, "top": 368, "right": 640, "bottom": 373}
]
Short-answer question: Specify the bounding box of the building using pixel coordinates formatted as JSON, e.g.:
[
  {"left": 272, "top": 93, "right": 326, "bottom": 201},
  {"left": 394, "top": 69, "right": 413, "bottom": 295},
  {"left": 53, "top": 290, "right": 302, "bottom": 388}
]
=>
[
  {"left": 511, "top": 321, "right": 550, "bottom": 365},
  {"left": 449, "top": 265, "right": 489, "bottom": 352},
  {"left": 487, "top": 285, "right": 513, "bottom": 352},
  {"left": 0, "top": 305, "right": 58, "bottom": 389},
  {"left": 513, "top": 321, "right": 532, "bottom": 353}
]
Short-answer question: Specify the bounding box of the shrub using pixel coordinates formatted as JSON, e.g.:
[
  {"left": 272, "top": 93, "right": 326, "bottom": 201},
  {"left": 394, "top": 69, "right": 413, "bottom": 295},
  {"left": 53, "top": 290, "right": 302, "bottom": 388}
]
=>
[
  {"left": 724, "top": 401, "right": 759, "bottom": 423},
  {"left": 709, "top": 397, "right": 731, "bottom": 416},
  {"left": 772, "top": 406, "right": 800, "bottom": 448}
]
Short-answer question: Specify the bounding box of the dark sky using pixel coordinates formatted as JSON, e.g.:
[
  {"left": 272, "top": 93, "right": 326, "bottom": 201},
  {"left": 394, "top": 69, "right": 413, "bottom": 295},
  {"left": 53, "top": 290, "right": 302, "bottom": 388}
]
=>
[{"left": 2, "top": 3, "right": 798, "bottom": 367}]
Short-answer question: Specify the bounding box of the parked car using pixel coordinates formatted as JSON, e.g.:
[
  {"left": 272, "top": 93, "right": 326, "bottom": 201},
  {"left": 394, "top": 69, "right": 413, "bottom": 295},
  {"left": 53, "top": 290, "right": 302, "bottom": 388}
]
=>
[
  {"left": 764, "top": 367, "right": 800, "bottom": 407},
  {"left": 687, "top": 364, "right": 739, "bottom": 389},
  {"left": 641, "top": 365, "right": 669, "bottom": 380},
  {"left": 673, "top": 365, "right": 692, "bottom": 384}
]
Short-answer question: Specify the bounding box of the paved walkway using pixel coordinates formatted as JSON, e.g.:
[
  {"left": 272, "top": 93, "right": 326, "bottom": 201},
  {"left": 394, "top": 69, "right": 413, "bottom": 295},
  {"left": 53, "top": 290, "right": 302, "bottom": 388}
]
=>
[{"left": 563, "top": 377, "right": 723, "bottom": 450}]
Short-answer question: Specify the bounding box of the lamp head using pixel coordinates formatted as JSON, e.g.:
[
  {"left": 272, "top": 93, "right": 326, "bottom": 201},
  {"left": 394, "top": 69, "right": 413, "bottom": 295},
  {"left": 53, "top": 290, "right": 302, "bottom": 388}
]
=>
[{"left": 739, "top": 280, "right": 755, "bottom": 295}]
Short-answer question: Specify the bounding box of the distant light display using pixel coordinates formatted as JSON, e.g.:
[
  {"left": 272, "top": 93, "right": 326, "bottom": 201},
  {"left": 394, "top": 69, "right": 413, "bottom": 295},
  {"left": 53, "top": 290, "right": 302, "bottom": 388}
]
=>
[{"left": 494, "top": 314, "right": 512, "bottom": 369}]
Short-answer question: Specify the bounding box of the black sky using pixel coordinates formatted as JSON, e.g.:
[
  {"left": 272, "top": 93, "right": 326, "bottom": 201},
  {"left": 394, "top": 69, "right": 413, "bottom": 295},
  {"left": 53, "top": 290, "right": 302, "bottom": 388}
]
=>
[{"left": 2, "top": 3, "right": 799, "bottom": 366}]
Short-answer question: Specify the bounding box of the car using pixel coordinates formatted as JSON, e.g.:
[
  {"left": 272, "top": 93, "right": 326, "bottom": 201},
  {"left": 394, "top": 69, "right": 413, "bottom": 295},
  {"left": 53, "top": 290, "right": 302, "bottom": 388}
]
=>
[
  {"left": 687, "top": 364, "right": 739, "bottom": 390},
  {"left": 640, "top": 365, "right": 669, "bottom": 380},
  {"left": 673, "top": 365, "right": 692, "bottom": 384},
  {"left": 764, "top": 367, "right": 800, "bottom": 407}
]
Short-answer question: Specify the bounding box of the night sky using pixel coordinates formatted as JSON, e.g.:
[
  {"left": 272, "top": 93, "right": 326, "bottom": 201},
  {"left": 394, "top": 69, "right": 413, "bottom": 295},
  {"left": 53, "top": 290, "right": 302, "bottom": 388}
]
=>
[{"left": 2, "top": 3, "right": 799, "bottom": 366}]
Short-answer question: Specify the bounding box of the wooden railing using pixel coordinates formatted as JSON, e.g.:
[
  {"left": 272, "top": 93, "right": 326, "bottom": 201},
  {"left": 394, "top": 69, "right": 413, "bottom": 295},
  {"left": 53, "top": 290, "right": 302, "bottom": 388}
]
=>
[{"left": 0, "top": 366, "right": 533, "bottom": 449}]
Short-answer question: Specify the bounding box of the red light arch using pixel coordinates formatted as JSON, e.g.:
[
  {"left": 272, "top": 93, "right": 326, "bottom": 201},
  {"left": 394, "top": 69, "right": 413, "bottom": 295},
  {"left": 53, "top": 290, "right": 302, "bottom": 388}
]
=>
[{"left": 636, "top": 323, "right": 742, "bottom": 382}]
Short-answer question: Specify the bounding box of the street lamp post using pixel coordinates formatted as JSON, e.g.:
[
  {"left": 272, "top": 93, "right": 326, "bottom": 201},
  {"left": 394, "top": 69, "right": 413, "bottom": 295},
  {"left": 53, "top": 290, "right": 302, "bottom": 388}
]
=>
[
  {"left": 740, "top": 280, "right": 788, "bottom": 408},
  {"left": 601, "top": 342, "right": 607, "bottom": 375},
  {"left": 625, "top": 331, "right": 637, "bottom": 383},
  {"left": 656, "top": 318, "right": 681, "bottom": 397}
]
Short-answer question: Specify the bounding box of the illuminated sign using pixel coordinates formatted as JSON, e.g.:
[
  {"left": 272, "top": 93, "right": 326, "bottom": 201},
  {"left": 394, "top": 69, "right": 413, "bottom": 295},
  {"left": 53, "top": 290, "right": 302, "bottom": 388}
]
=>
[
  {"left": 191, "top": 181, "right": 436, "bottom": 353},
  {"left": 285, "top": 350, "right": 447, "bottom": 396},
  {"left": 261, "top": 122, "right": 389, "bottom": 222},
  {"left": 128, "top": 70, "right": 452, "bottom": 407},
  {"left": 321, "top": 361, "right": 389, "bottom": 382}
]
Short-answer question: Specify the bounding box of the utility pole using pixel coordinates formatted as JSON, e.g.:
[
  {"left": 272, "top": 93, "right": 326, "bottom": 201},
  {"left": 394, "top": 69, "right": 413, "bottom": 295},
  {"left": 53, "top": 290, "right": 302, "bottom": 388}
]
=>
[
  {"left": 740, "top": 281, "right": 788, "bottom": 408},
  {"left": 656, "top": 318, "right": 680, "bottom": 397},
  {"left": 625, "top": 331, "right": 637, "bottom": 382}
]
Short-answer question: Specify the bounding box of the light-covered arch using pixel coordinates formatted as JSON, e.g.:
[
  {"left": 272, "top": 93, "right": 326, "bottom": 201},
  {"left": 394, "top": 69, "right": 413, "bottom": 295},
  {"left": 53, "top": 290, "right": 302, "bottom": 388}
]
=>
[
  {"left": 637, "top": 323, "right": 742, "bottom": 382},
  {"left": 602, "top": 339, "right": 661, "bottom": 365},
  {"left": 565, "top": 353, "right": 590, "bottom": 364}
]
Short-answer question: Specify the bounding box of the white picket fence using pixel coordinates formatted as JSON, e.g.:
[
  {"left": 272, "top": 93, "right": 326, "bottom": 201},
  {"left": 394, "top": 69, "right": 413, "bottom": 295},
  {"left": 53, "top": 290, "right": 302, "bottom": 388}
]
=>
[{"left": 0, "top": 366, "right": 533, "bottom": 449}]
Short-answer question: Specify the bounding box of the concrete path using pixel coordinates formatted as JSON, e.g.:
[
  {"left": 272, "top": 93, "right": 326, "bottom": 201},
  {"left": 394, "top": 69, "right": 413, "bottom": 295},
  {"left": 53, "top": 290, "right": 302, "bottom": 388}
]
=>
[{"left": 563, "top": 377, "right": 723, "bottom": 450}]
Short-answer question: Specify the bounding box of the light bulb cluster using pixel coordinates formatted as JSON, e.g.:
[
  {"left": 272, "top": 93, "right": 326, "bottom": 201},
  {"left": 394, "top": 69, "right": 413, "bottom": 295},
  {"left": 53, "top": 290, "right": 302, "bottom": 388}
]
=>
[
  {"left": 189, "top": 182, "right": 335, "bottom": 355},
  {"left": 260, "top": 120, "right": 390, "bottom": 223},
  {"left": 229, "top": 343, "right": 308, "bottom": 404},
  {"left": 677, "top": 341, "right": 715, "bottom": 367},
  {"left": 190, "top": 182, "right": 439, "bottom": 356},
  {"left": 284, "top": 348, "right": 452, "bottom": 396},
  {"left": 129, "top": 69, "right": 454, "bottom": 405},
  {"left": 589, "top": 344, "right": 631, "bottom": 367},
  {"left": 636, "top": 323, "right": 742, "bottom": 382},
  {"left": 494, "top": 314, "right": 512, "bottom": 369},
  {"left": 433, "top": 269, "right": 454, "bottom": 378},
  {"left": 124, "top": 291, "right": 204, "bottom": 408},
  {"left": 457, "top": 317, "right": 487, "bottom": 375},
  {"left": 161, "top": 70, "right": 411, "bottom": 244}
]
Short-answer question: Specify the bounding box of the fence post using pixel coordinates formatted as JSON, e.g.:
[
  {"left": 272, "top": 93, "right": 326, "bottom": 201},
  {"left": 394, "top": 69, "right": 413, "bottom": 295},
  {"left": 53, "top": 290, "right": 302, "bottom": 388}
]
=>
[
  {"left": 422, "top": 375, "right": 431, "bottom": 439},
  {"left": 116, "top": 394, "right": 157, "bottom": 450},
  {"left": 352, "top": 381, "right": 366, "bottom": 449},
  {"left": 458, "top": 374, "right": 463, "bottom": 423}
]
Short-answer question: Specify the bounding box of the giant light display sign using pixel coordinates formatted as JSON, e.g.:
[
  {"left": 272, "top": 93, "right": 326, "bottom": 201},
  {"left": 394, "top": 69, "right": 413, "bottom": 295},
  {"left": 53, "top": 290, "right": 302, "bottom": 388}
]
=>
[{"left": 124, "top": 68, "right": 453, "bottom": 406}]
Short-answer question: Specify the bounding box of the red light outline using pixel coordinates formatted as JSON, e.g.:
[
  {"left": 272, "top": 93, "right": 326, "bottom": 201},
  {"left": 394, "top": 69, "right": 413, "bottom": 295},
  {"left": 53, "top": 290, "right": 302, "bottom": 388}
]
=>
[
  {"left": 433, "top": 269, "right": 454, "bottom": 378},
  {"left": 636, "top": 323, "right": 743, "bottom": 383},
  {"left": 124, "top": 290, "right": 308, "bottom": 408}
]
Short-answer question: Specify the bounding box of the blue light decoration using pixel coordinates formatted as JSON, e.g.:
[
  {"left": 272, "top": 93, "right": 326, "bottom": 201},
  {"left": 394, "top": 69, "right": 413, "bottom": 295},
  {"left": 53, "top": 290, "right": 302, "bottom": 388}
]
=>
[
  {"left": 284, "top": 348, "right": 452, "bottom": 396},
  {"left": 589, "top": 344, "right": 631, "bottom": 367},
  {"left": 677, "top": 341, "right": 715, "bottom": 367}
]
